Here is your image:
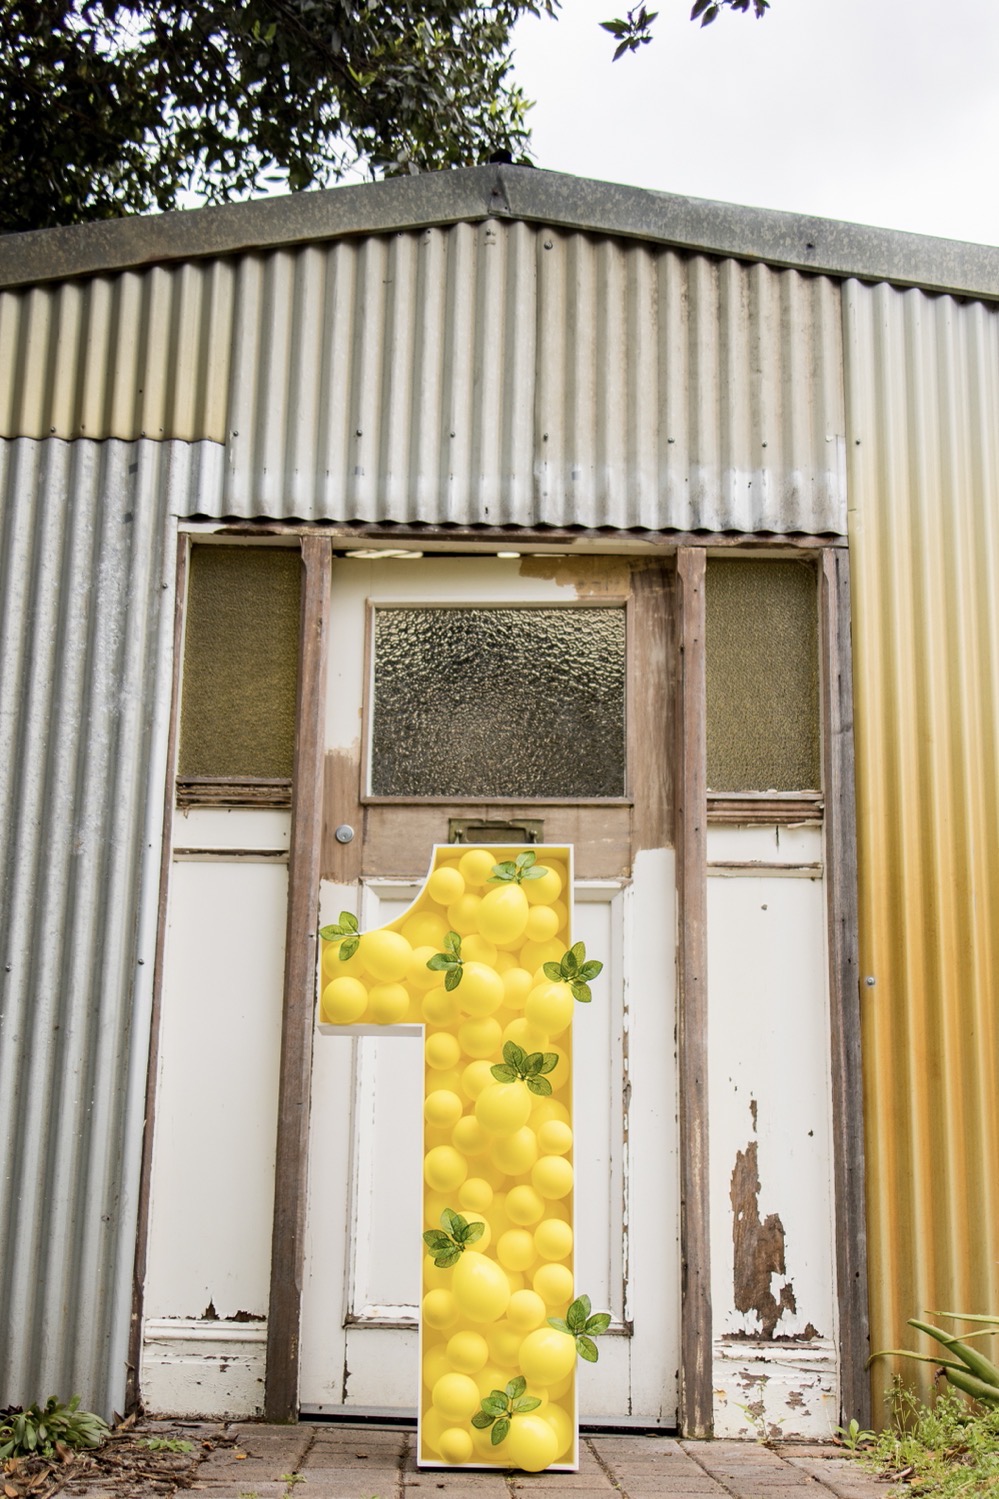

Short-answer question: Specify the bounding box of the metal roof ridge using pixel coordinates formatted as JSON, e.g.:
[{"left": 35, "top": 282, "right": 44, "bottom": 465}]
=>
[{"left": 1, "top": 163, "right": 998, "bottom": 302}]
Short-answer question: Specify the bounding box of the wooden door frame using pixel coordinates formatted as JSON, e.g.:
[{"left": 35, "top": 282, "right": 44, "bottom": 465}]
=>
[{"left": 132, "top": 527, "right": 866, "bottom": 1435}]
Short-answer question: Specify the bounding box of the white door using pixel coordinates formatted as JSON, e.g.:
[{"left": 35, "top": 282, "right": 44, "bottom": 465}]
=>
[{"left": 299, "top": 555, "right": 679, "bottom": 1426}]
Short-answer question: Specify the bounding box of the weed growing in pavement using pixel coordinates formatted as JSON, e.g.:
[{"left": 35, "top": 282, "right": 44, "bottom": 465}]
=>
[
  {"left": 140, "top": 1436, "right": 195, "bottom": 1452},
  {"left": 864, "top": 1377, "right": 999, "bottom": 1495}
]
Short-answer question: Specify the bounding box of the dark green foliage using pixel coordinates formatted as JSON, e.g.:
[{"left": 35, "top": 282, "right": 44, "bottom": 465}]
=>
[{"left": 0, "top": 0, "right": 555, "bottom": 232}]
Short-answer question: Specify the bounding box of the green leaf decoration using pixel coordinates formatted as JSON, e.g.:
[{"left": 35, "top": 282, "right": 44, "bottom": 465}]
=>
[
  {"left": 482, "top": 1393, "right": 508, "bottom": 1417},
  {"left": 524, "top": 1053, "right": 544, "bottom": 1075},
  {"left": 547, "top": 1317, "right": 571, "bottom": 1334},
  {"left": 585, "top": 1312, "right": 612, "bottom": 1336},
  {"left": 542, "top": 961, "right": 564, "bottom": 981},
  {"left": 569, "top": 941, "right": 585, "bottom": 967},
  {"left": 338, "top": 935, "right": 360, "bottom": 961},
  {"left": 489, "top": 860, "right": 518, "bottom": 883},
  {"left": 444, "top": 967, "right": 463, "bottom": 991},
  {"left": 444, "top": 930, "right": 462, "bottom": 957},
  {"left": 488, "top": 851, "right": 547, "bottom": 885},
  {"left": 526, "top": 1076, "right": 552, "bottom": 1096},
  {"left": 426, "top": 953, "right": 455, "bottom": 971},
  {"left": 540, "top": 1053, "right": 559, "bottom": 1074},
  {"left": 441, "top": 1208, "right": 464, "bottom": 1235},
  {"left": 576, "top": 1334, "right": 600, "bottom": 1362},
  {"left": 522, "top": 865, "right": 547, "bottom": 880},
  {"left": 506, "top": 1375, "right": 527, "bottom": 1399},
  {"left": 571, "top": 981, "right": 593, "bottom": 1003},
  {"left": 471, "top": 1410, "right": 494, "bottom": 1430},
  {"left": 568, "top": 1295, "right": 591, "bottom": 1330},
  {"left": 490, "top": 1063, "right": 518, "bottom": 1082},
  {"left": 503, "top": 1041, "right": 527, "bottom": 1069},
  {"left": 423, "top": 1230, "right": 452, "bottom": 1251},
  {"left": 580, "top": 960, "right": 603, "bottom": 981},
  {"left": 491, "top": 1418, "right": 510, "bottom": 1445},
  {"left": 513, "top": 1396, "right": 542, "bottom": 1412},
  {"left": 433, "top": 1245, "right": 462, "bottom": 1269},
  {"left": 462, "top": 1220, "right": 485, "bottom": 1245}
]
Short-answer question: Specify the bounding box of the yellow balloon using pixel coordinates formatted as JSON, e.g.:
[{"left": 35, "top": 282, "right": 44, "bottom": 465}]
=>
[
  {"left": 496, "top": 1228, "right": 537, "bottom": 1272},
  {"left": 424, "top": 1145, "right": 467, "bottom": 1193},
  {"left": 537, "top": 1119, "right": 573, "bottom": 1155},
  {"left": 451, "top": 1251, "right": 510, "bottom": 1323},
  {"left": 502, "top": 967, "right": 534, "bottom": 1010},
  {"left": 423, "top": 1345, "right": 452, "bottom": 1388},
  {"left": 458, "top": 1176, "right": 494, "bottom": 1213},
  {"left": 462, "top": 933, "right": 499, "bottom": 967},
  {"left": 524, "top": 981, "right": 574, "bottom": 1037},
  {"left": 542, "top": 1403, "right": 575, "bottom": 1461},
  {"left": 361, "top": 928, "right": 413, "bottom": 983},
  {"left": 425, "top": 1031, "right": 461, "bottom": 1071},
  {"left": 458, "top": 848, "right": 496, "bottom": 887},
  {"left": 518, "top": 1326, "right": 578, "bottom": 1386},
  {"left": 422, "top": 987, "right": 461, "bottom": 1026},
  {"left": 451, "top": 1114, "right": 490, "bottom": 1158},
  {"left": 428, "top": 864, "right": 465, "bottom": 905},
  {"left": 524, "top": 904, "right": 560, "bottom": 943},
  {"left": 431, "top": 1371, "right": 480, "bottom": 1423},
  {"left": 424, "top": 1088, "right": 464, "bottom": 1129},
  {"left": 505, "top": 1184, "right": 545, "bottom": 1225},
  {"left": 507, "top": 1288, "right": 547, "bottom": 1332},
  {"left": 446, "top": 1329, "right": 489, "bottom": 1373},
  {"left": 321, "top": 976, "right": 368, "bottom": 1025},
  {"left": 487, "top": 1318, "right": 524, "bottom": 1367},
  {"left": 531, "top": 1155, "right": 573, "bottom": 1200},
  {"left": 401, "top": 911, "right": 450, "bottom": 950},
  {"left": 368, "top": 982, "right": 410, "bottom": 1024},
  {"left": 460, "top": 1059, "right": 496, "bottom": 1100},
  {"left": 476, "top": 883, "right": 530, "bottom": 946},
  {"left": 458, "top": 1015, "right": 503, "bottom": 1060},
  {"left": 534, "top": 1218, "right": 573, "bottom": 1261},
  {"left": 458, "top": 962, "right": 505, "bottom": 1018},
  {"left": 475, "top": 1081, "right": 531, "bottom": 1136},
  {"left": 438, "top": 1427, "right": 474, "bottom": 1465},
  {"left": 407, "top": 946, "right": 443, "bottom": 992},
  {"left": 490, "top": 1125, "right": 539, "bottom": 1176},
  {"left": 447, "top": 893, "right": 482, "bottom": 935},
  {"left": 532, "top": 1262, "right": 574, "bottom": 1308},
  {"left": 524, "top": 867, "right": 563, "bottom": 905},
  {"left": 505, "top": 1413, "right": 560, "bottom": 1472},
  {"left": 423, "top": 1289, "right": 459, "bottom": 1330}
]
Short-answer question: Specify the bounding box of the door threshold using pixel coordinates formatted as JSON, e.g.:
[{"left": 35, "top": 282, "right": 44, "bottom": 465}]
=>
[{"left": 299, "top": 1407, "right": 676, "bottom": 1436}]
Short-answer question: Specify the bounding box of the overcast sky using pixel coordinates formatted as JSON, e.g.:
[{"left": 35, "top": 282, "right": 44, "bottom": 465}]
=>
[{"left": 510, "top": 0, "right": 999, "bottom": 247}]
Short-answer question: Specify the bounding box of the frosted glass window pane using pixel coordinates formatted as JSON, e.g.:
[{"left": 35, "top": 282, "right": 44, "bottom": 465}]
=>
[
  {"left": 706, "top": 559, "right": 820, "bottom": 792},
  {"left": 179, "top": 546, "right": 301, "bottom": 778},
  {"left": 370, "top": 607, "right": 626, "bottom": 798}
]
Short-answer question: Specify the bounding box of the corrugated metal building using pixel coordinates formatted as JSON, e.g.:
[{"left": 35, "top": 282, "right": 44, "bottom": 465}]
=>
[{"left": 1, "top": 165, "right": 997, "bottom": 1437}]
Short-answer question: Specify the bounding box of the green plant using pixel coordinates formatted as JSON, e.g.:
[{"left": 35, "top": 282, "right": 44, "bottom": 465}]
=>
[
  {"left": 140, "top": 1436, "right": 195, "bottom": 1452},
  {"left": 472, "top": 1375, "right": 542, "bottom": 1445},
  {"left": 0, "top": 1396, "right": 108, "bottom": 1460},
  {"left": 543, "top": 943, "right": 604, "bottom": 1004},
  {"left": 872, "top": 1312, "right": 999, "bottom": 1407},
  {"left": 423, "top": 1207, "right": 485, "bottom": 1268},
  {"left": 833, "top": 1417, "right": 876, "bottom": 1450},
  {"left": 548, "top": 1295, "right": 611, "bottom": 1363},
  {"left": 319, "top": 911, "right": 360, "bottom": 962},
  {"left": 489, "top": 1040, "right": 559, "bottom": 1097},
  {"left": 281, "top": 1474, "right": 304, "bottom": 1489},
  {"left": 488, "top": 852, "right": 549, "bottom": 885},
  {"left": 866, "top": 1378, "right": 999, "bottom": 1496},
  {"left": 427, "top": 930, "right": 465, "bottom": 991}
]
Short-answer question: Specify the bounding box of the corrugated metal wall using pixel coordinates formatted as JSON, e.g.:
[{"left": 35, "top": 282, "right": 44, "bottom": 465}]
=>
[
  {"left": 844, "top": 282, "right": 999, "bottom": 1409},
  {"left": 0, "top": 222, "right": 847, "bottom": 535},
  {"left": 0, "top": 438, "right": 216, "bottom": 1416}
]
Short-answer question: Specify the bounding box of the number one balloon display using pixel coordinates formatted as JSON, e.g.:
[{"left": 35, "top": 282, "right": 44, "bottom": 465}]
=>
[{"left": 318, "top": 845, "right": 608, "bottom": 1472}]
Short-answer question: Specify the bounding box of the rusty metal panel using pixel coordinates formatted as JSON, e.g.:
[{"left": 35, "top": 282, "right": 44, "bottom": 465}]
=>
[
  {"left": 0, "top": 262, "right": 235, "bottom": 444},
  {"left": 844, "top": 282, "right": 999, "bottom": 1408},
  {"left": 0, "top": 438, "right": 217, "bottom": 1418},
  {"left": 221, "top": 222, "right": 847, "bottom": 534}
]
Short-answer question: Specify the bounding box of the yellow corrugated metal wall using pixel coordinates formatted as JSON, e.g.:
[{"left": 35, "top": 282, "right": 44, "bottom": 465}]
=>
[{"left": 844, "top": 280, "right": 999, "bottom": 1413}]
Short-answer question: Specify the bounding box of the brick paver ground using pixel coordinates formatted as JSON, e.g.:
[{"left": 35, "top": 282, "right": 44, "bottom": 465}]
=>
[{"left": 51, "top": 1421, "right": 898, "bottom": 1499}]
